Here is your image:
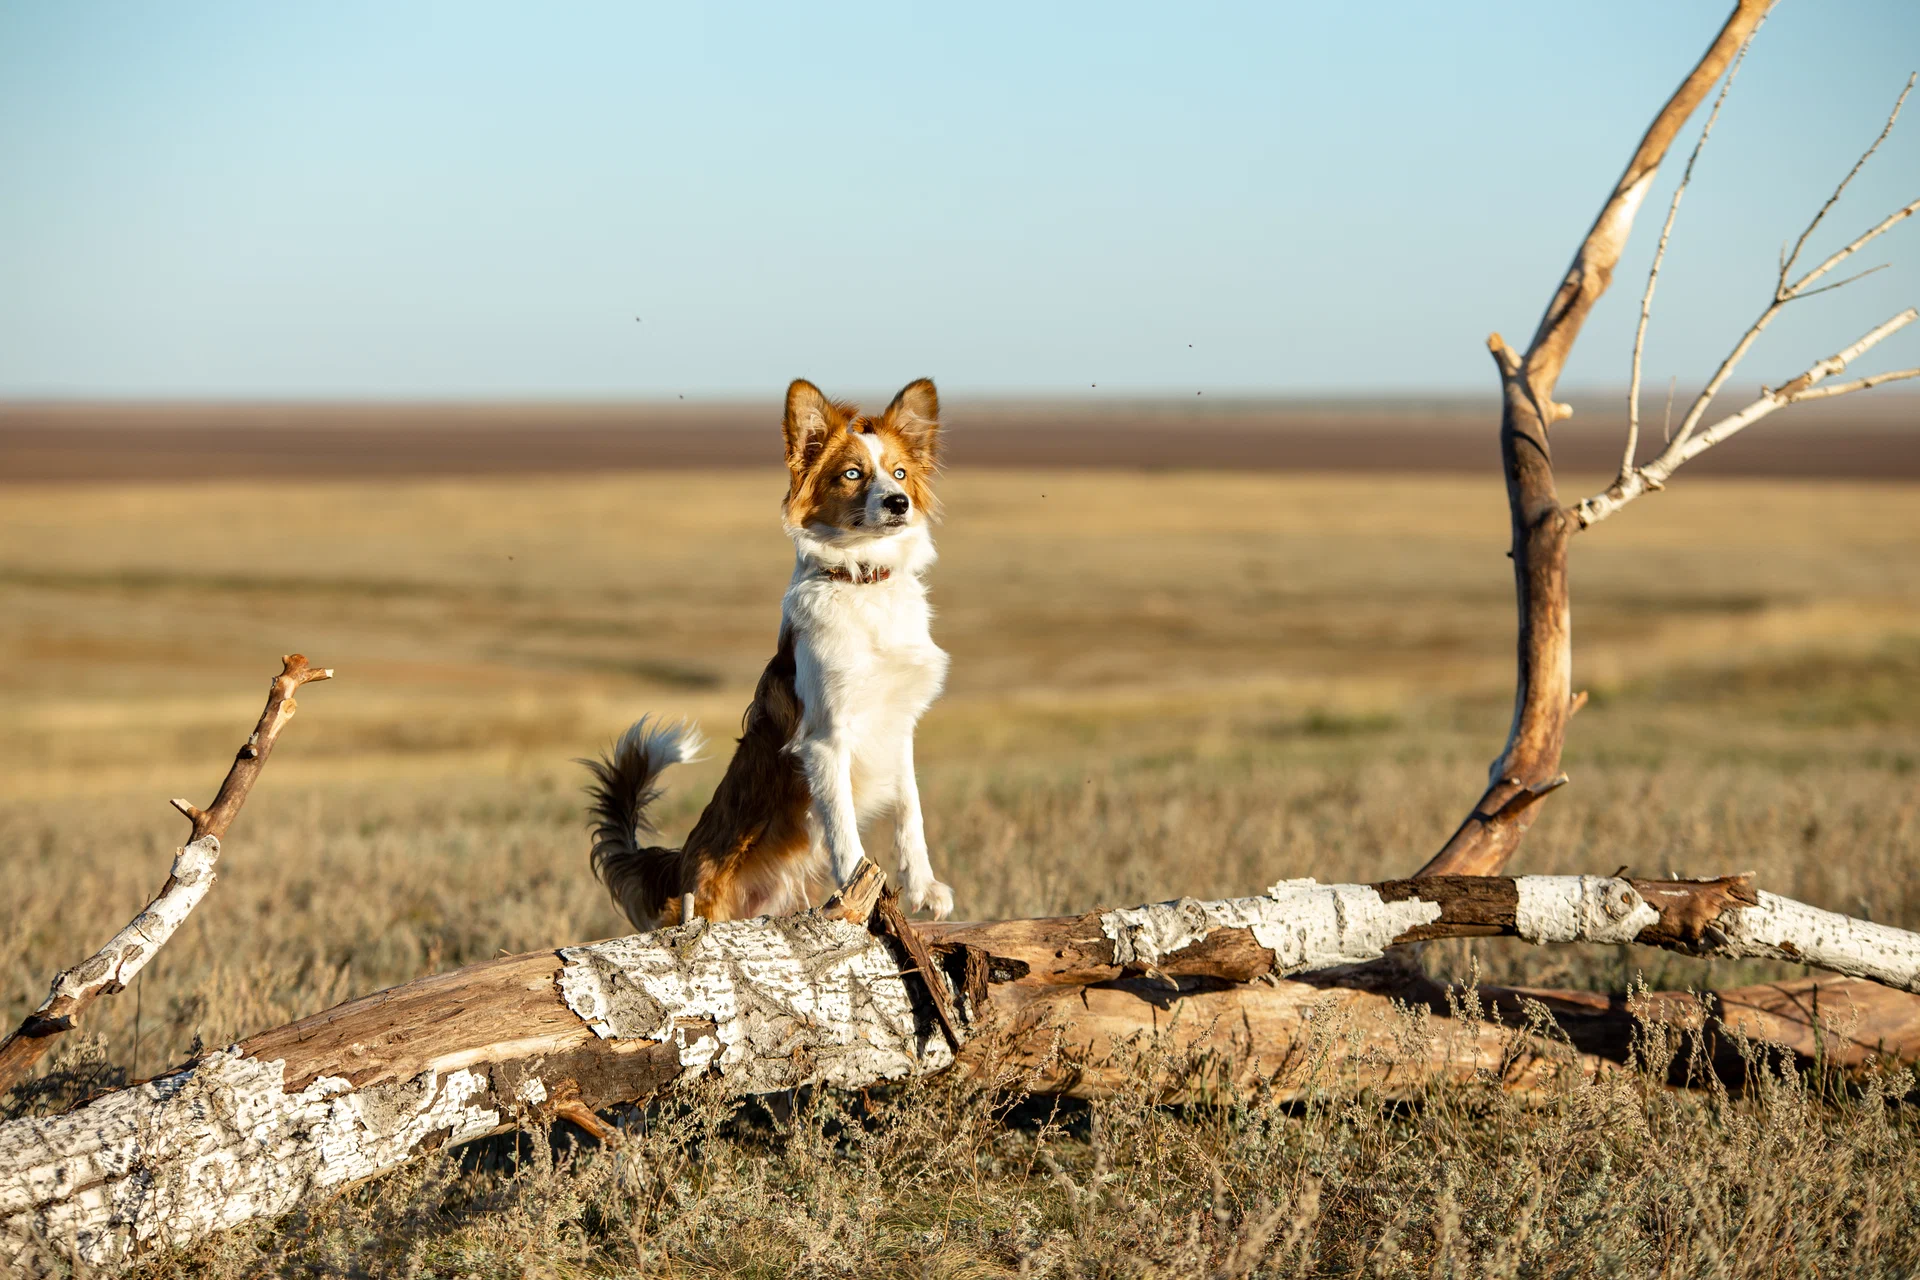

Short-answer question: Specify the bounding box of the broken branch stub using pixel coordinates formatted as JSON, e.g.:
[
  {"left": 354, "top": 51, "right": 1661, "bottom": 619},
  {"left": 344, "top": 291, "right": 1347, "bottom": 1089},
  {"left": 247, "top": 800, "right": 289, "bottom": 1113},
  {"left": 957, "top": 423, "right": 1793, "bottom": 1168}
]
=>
[
  {"left": 0, "top": 655, "right": 333, "bottom": 1100},
  {"left": 872, "top": 886, "right": 966, "bottom": 1053}
]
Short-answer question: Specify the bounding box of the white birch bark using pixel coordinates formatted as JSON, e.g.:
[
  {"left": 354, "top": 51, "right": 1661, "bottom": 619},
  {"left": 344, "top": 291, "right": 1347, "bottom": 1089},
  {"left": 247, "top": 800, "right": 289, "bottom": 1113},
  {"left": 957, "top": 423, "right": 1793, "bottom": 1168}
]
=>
[
  {"left": 0, "top": 1052, "right": 501, "bottom": 1268},
  {"left": 558, "top": 912, "right": 955, "bottom": 1089},
  {"left": 2, "top": 910, "right": 953, "bottom": 1269},
  {"left": 1512, "top": 876, "right": 1663, "bottom": 944},
  {"left": 33, "top": 838, "right": 222, "bottom": 1015},
  {"left": 1096, "top": 875, "right": 1664, "bottom": 971},
  {"left": 1713, "top": 892, "right": 1920, "bottom": 992},
  {"left": 1099, "top": 881, "right": 1443, "bottom": 971}
]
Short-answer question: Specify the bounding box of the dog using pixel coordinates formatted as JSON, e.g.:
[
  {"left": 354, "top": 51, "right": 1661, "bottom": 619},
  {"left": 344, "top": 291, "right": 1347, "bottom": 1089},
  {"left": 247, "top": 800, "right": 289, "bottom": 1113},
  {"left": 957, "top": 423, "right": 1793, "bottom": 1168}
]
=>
[{"left": 583, "top": 377, "right": 954, "bottom": 930}]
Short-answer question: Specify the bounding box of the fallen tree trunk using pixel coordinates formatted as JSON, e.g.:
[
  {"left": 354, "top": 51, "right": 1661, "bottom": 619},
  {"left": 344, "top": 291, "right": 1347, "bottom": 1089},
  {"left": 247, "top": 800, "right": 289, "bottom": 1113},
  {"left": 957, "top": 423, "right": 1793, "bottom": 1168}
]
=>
[{"left": 6, "top": 866, "right": 1917, "bottom": 1267}]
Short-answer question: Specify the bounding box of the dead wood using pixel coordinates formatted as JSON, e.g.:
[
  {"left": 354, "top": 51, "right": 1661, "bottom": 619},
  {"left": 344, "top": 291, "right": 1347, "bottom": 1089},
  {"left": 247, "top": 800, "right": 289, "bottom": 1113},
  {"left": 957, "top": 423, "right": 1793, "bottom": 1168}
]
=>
[
  {"left": 0, "top": 655, "right": 332, "bottom": 1099},
  {"left": 1416, "top": 0, "right": 1775, "bottom": 877},
  {"left": 9, "top": 865, "right": 1920, "bottom": 1266},
  {"left": 874, "top": 886, "right": 965, "bottom": 1053},
  {"left": 1422, "top": 1, "right": 1920, "bottom": 874}
]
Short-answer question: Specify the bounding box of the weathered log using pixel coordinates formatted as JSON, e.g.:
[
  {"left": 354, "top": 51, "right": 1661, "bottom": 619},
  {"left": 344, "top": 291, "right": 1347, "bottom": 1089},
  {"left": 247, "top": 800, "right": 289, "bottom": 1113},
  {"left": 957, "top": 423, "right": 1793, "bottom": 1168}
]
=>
[
  {"left": 0, "top": 656, "right": 332, "bottom": 1100},
  {"left": 6, "top": 869, "right": 1918, "bottom": 1268}
]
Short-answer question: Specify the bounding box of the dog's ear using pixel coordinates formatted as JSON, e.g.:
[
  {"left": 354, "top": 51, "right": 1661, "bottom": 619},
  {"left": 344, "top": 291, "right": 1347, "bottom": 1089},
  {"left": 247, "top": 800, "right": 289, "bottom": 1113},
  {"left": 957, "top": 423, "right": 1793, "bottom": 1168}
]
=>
[
  {"left": 783, "top": 379, "right": 837, "bottom": 474},
  {"left": 882, "top": 378, "right": 939, "bottom": 466}
]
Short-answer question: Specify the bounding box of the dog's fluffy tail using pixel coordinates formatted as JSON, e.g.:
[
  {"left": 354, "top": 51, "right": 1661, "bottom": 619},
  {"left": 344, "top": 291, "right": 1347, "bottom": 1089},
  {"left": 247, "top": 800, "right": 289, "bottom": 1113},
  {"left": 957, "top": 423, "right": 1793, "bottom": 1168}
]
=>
[{"left": 580, "top": 716, "right": 706, "bottom": 930}]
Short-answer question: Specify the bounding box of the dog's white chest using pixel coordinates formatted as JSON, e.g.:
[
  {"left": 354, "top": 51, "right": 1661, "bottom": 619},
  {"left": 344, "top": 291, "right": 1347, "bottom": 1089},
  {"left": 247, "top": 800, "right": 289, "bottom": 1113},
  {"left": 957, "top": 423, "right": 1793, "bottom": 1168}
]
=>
[{"left": 787, "top": 579, "right": 948, "bottom": 720}]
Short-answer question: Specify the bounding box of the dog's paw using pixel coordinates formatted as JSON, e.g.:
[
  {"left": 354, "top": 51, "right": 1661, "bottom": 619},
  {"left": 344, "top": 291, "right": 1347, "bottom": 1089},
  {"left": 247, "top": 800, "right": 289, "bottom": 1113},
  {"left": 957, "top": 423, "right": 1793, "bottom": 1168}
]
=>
[{"left": 905, "top": 879, "right": 954, "bottom": 921}]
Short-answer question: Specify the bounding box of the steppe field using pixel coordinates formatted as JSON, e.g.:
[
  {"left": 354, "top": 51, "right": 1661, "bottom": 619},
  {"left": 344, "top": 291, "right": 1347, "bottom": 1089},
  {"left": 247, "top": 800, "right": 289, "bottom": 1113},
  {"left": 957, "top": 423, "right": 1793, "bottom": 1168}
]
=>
[{"left": 3, "top": 410, "right": 1919, "bottom": 1277}]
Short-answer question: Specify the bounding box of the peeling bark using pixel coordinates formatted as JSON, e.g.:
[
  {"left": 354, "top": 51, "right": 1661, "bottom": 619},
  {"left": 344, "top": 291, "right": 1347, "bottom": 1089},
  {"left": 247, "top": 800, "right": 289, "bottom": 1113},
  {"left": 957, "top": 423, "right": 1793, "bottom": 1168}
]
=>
[
  {"left": 0, "top": 656, "right": 333, "bottom": 1099},
  {"left": 557, "top": 912, "right": 956, "bottom": 1088},
  {"left": 5, "top": 870, "right": 1916, "bottom": 1268},
  {"left": 0, "top": 1054, "right": 503, "bottom": 1265}
]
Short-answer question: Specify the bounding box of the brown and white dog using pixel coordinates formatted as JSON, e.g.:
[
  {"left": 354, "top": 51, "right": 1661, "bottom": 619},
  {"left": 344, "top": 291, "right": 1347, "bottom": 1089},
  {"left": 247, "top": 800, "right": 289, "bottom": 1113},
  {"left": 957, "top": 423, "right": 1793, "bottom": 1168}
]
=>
[{"left": 583, "top": 377, "right": 954, "bottom": 929}]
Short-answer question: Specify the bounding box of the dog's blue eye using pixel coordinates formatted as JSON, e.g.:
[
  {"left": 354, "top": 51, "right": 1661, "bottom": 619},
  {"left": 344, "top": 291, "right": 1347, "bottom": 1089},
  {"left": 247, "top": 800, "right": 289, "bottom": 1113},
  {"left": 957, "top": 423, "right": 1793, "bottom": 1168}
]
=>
[
  {"left": 843, "top": 468, "right": 861, "bottom": 481},
  {"left": 893, "top": 468, "right": 907, "bottom": 480}
]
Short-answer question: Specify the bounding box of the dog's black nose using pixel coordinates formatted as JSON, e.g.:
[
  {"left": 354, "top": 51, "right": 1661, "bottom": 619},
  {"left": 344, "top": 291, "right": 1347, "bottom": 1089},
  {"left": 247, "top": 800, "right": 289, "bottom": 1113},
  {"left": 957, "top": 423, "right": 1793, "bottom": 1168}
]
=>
[{"left": 882, "top": 493, "right": 910, "bottom": 516}]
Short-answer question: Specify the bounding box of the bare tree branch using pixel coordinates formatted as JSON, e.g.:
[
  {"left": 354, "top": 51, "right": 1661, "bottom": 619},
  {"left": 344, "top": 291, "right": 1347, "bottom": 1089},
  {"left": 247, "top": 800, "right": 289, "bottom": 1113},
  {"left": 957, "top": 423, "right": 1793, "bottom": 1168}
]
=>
[
  {"left": 1781, "top": 365, "right": 1920, "bottom": 400},
  {"left": 0, "top": 656, "right": 332, "bottom": 1098},
  {"left": 1664, "top": 194, "right": 1920, "bottom": 454},
  {"left": 1521, "top": 0, "right": 1775, "bottom": 399},
  {"left": 1779, "top": 73, "right": 1913, "bottom": 289},
  {"left": 1784, "top": 196, "right": 1920, "bottom": 299},
  {"left": 1414, "top": 0, "right": 1776, "bottom": 879},
  {"left": 1576, "top": 310, "right": 1918, "bottom": 527},
  {"left": 1665, "top": 78, "right": 1919, "bottom": 453}
]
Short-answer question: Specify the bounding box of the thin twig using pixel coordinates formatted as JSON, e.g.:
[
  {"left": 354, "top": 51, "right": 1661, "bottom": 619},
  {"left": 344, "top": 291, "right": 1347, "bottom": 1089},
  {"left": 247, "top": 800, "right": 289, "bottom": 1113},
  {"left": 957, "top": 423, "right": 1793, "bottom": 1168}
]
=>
[
  {"left": 1668, "top": 77, "right": 1920, "bottom": 453},
  {"left": 1770, "top": 310, "right": 1916, "bottom": 398},
  {"left": 1779, "top": 74, "right": 1913, "bottom": 291},
  {"left": 1624, "top": 30, "right": 1755, "bottom": 484},
  {"left": 1576, "top": 310, "right": 1918, "bottom": 528},
  {"left": 1783, "top": 198, "right": 1920, "bottom": 301},
  {"left": 1792, "top": 262, "right": 1891, "bottom": 301}
]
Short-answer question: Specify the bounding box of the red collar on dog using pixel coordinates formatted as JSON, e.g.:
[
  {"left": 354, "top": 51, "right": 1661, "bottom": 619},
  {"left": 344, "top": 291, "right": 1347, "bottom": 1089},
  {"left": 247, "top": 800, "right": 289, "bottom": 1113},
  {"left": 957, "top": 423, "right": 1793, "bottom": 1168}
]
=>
[{"left": 822, "top": 564, "right": 892, "bottom": 585}]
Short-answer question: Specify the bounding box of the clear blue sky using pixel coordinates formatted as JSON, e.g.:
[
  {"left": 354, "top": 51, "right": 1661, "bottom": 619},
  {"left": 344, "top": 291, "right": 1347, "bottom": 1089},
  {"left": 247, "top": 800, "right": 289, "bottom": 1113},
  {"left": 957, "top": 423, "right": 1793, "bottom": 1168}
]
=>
[{"left": 1, "top": 2, "right": 1916, "bottom": 399}]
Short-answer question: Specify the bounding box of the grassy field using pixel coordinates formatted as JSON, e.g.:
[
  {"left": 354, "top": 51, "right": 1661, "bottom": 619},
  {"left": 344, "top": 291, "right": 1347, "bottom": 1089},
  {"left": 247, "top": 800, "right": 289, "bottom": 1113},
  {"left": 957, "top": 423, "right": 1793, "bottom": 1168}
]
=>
[{"left": 3, "top": 466, "right": 1919, "bottom": 1276}]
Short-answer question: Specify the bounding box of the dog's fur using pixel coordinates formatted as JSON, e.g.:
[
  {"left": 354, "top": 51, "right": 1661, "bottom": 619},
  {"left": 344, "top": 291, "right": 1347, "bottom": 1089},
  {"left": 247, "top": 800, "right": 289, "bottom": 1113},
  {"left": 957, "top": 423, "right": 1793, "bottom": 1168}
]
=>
[{"left": 584, "top": 378, "right": 953, "bottom": 929}]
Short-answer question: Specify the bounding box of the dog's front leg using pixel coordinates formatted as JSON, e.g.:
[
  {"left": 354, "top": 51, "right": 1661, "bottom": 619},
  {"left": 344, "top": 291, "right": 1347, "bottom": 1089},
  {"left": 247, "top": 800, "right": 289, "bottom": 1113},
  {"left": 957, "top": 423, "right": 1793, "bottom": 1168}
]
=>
[
  {"left": 892, "top": 736, "right": 953, "bottom": 919},
  {"left": 798, "top": 737, "right": 866, "bottom": 885}
]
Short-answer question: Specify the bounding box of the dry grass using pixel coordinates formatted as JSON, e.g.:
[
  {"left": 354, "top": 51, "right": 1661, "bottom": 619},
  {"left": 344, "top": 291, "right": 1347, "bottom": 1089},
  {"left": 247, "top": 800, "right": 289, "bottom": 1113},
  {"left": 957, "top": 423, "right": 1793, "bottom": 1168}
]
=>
[
  {"left": 94, "top": 1028, "right": 1920, "bottom": 1279},
  {"left": 2, "top": 467, "right": 1917, "bottom": 1276}
]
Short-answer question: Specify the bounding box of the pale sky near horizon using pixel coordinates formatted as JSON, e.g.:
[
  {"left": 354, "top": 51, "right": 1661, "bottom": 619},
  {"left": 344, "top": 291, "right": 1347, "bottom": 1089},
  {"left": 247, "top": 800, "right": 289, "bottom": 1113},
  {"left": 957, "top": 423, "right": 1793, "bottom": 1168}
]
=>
[{"left": 2, "top": 2, "right": 1917, "bottom": 401}]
